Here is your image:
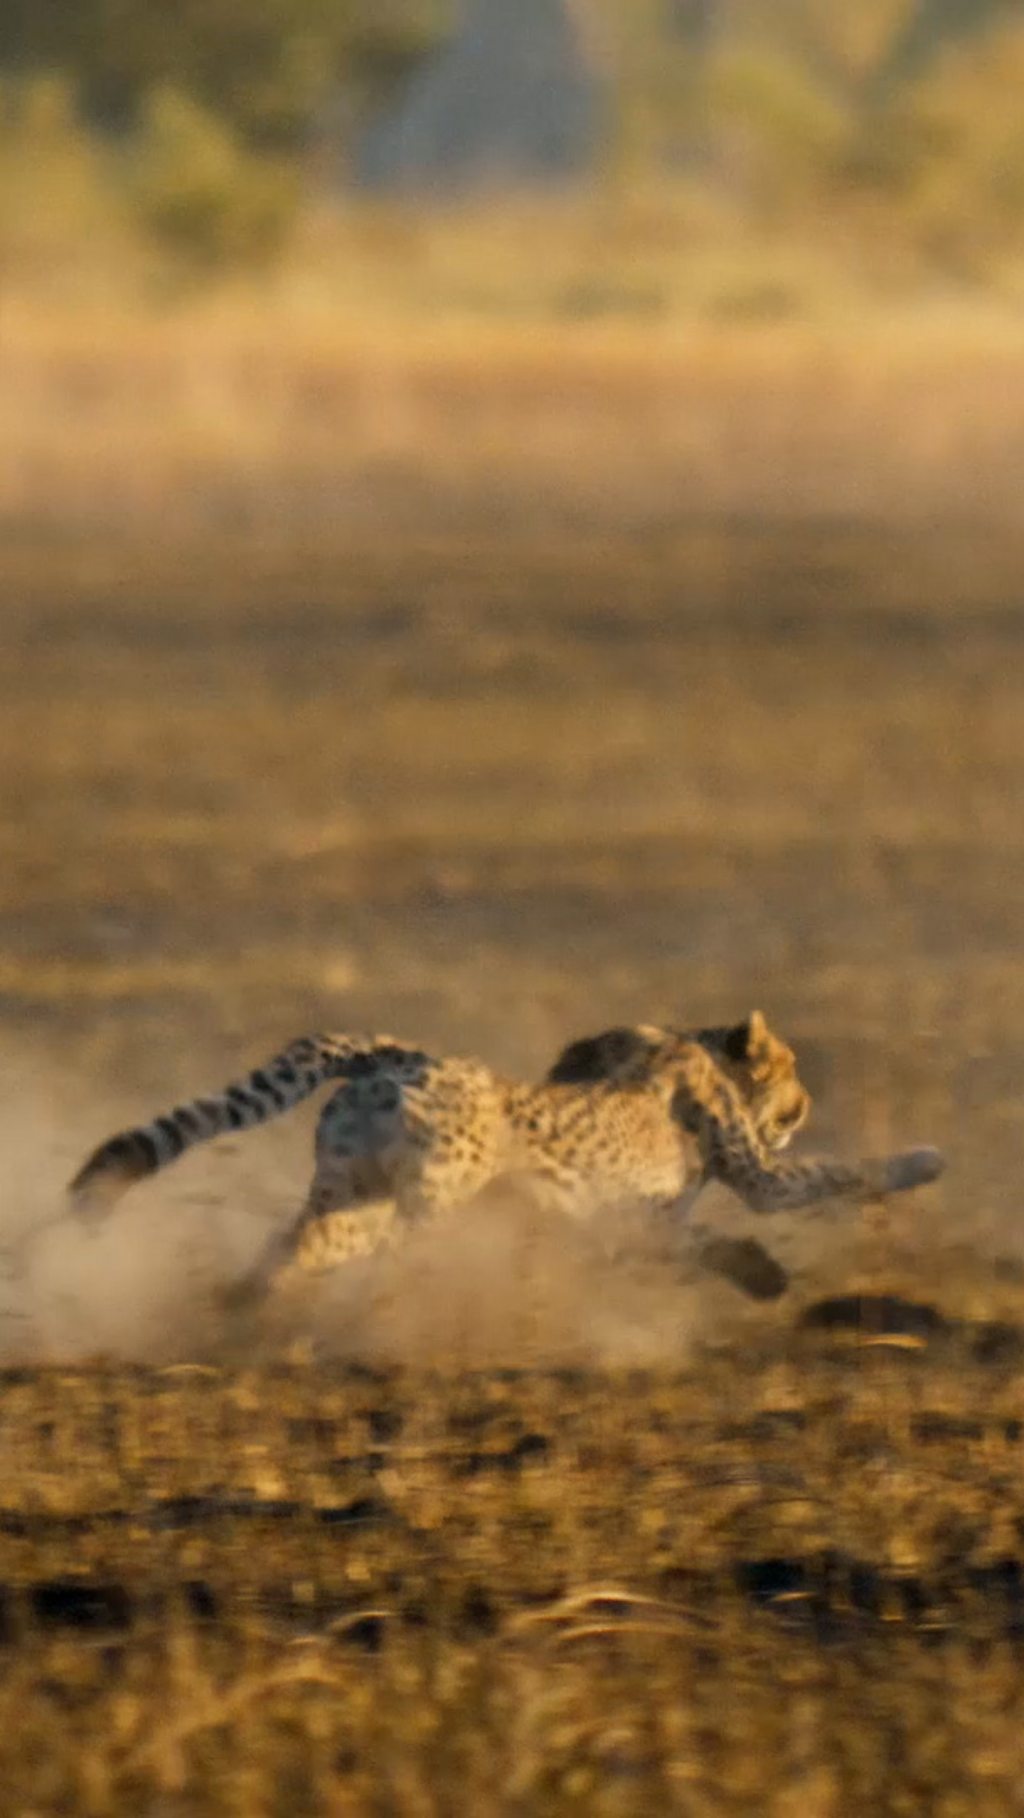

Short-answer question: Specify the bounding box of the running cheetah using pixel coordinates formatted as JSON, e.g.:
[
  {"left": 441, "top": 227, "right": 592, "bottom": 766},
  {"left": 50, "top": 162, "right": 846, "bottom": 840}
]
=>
[{"left": 67, "top": 1012, "right": 943, "bottom": 1306}]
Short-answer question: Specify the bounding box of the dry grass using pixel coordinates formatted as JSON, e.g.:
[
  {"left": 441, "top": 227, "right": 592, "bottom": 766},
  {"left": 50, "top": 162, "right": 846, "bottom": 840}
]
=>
[
  {"left": 6, "top": 291, "right": 1024, "bottom": 535},
  {"left": 5, "top": 1332, "right": 1024, "bottom": 1815}
]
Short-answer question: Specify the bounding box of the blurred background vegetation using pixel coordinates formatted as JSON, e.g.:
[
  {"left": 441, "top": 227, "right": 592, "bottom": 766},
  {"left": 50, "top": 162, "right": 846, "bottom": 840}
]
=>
[
  {"left": 3, "top": 0, "right": 1022, "bottom": 536},
  {"left": 2, "top": 0, "right": 1023, "bottom": 303}
]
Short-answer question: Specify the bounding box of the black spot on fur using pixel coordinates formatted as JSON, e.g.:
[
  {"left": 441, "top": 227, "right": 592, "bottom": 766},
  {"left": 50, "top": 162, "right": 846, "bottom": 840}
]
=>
[
  {"left": 671, "top": 1088, "right": 703, "bottom": 1134},
  {"left": 134, "top": 1131, "right": 159, "bottom": 1169},
  {"left": 250, "top": 1069, "right": 286, "bottom": 1106},
  {"left": 155, "top": 1116, "right": 186, "bottom": 1157},
  {"left": 380, "top": 1044, "right": 427, "bottom": 1071}
]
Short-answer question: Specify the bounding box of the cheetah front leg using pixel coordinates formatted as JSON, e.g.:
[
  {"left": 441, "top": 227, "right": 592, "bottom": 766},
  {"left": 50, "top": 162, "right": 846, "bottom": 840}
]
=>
[
  {"left": 672, "top": 1066, "right": 944, "bottom": 1214},
  {"left": 713, "top": 1136, "right": 944, "bottom": 1213}
]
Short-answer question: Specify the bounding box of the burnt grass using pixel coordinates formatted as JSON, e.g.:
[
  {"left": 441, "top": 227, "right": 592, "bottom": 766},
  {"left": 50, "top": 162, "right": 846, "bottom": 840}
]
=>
[
  {"left": 5, "top": 523, "right": 1024, "bottom": 1811},
  {"left": 7, "top": 1317, "right": 1024, "bottom": 1813}
]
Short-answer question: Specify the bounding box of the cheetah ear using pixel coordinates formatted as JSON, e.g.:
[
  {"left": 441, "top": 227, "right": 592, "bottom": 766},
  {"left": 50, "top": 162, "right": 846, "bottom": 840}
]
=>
[
  {"left": 721, "top": 1017, "right": 755, "bottom": 1062},
  {"left": 721, "top": 1010, "right": 770, "bottom": 1063},
  {"left": 546, "top": 1036, "right": 602, "bottom": 1082},
  {"left": 747, "top": 1009, "right": 770, "bottom": 1049}
]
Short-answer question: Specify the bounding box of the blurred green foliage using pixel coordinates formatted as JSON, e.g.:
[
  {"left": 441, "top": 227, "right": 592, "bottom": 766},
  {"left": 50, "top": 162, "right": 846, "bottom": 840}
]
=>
[
  {"left": 128, "top": 88, "right": 299, "bottom": 268},
  {"left": 0, "top": 0, "right": 1021, "bottom": 278},
  {"left": 0, "top": 0, "right": 453, "bottom": 145},
  {"left": 597, "top": 0, "right": 1024, "bottom": 278},
  {"left": 891, "top": 20, "right": 1024, "bottom": 273},
  {"left": 0, "top": 1, "right": 453, "bottom": 266}
]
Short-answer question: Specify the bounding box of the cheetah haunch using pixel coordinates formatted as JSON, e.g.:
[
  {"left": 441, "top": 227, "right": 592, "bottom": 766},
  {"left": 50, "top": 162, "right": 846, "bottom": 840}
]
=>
[{"left": 68, "top": 1011, "right": 943, "bottom": 1306}]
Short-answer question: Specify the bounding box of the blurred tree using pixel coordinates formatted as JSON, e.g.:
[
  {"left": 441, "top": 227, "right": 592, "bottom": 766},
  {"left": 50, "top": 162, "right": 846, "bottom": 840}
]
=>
[
  {"left": 0, "top": 75, "right": 130, "bottom": 276},
  {"left": 128, "top": 87, "right": 298, "bottom": 266},
  {"left": 0, "top": 0, "right": 452, "bottom": 149},
  {"left": 890, "top": 19, "right": 1024, "bottom": 268},
  {"left": 592, "top": 0, "right": 915, "bottom": 182},
  {"left": 722, "top": 0, "right": 917, "bottom": 96},
  {"left": 704, "top": 45, "right": 850, "bottom": 207},
  {"left": 870, "top": 0, "right": 1020, "bottom": 93},
  {"left": 592, "top": 0, "right": 705, "bottom": 175},
  {"left": 3, "top": 0, "right": 1023, "bottom": 279}
]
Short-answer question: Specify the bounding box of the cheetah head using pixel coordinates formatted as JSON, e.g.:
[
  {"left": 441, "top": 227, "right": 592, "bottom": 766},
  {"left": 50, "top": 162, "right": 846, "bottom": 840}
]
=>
[
  {"left": 703, "top": 1009, "right": 810, "bottom": 1152},
  {"left": 547, "top": 1011, "right": 810, "bottom": 1152}
]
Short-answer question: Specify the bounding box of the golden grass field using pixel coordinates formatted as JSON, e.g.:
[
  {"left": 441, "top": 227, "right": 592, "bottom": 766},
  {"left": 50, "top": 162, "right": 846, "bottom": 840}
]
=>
[
  {"left": 6, "top": 1325, "right": 1024, "bottom": 1817},
  {"left": 6, "top": 297, "right": 1024, "bottom": 538},
  {"left": 3, "top": 503, "right": 1024, "bottom": 1811}
]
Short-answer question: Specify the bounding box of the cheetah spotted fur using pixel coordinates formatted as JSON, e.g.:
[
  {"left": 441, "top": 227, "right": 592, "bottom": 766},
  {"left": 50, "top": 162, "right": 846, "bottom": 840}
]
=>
[{"left": 67, "top": 1011, "right": 943, "bottom": 1307}]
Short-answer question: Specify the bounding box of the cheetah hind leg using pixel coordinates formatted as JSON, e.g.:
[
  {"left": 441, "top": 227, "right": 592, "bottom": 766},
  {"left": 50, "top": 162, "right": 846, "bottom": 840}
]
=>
[
  {"left": 269, "top": 1197, "right": 401, "bottom": 1297},
  {"left": 218, "top": 1167, "right": 400, "bottom": 1315}
]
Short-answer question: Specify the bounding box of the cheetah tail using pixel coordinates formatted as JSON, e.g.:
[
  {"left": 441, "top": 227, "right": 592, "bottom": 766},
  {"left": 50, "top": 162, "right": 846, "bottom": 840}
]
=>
[{"left": 67, "top": 1031, "right": 414, "bottom": 1216}]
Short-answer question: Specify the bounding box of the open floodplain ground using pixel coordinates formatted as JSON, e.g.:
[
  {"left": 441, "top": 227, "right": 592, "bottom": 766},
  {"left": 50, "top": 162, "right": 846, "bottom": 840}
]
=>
[{"left": 4, "top": 513, "right": 1024, "bottom": 1813}]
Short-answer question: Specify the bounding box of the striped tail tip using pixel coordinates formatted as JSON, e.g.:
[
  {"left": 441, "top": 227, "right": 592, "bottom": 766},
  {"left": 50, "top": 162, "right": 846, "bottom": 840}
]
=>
[{"left": 68, "top": 1132, "right": 159, "bottom": 1220}]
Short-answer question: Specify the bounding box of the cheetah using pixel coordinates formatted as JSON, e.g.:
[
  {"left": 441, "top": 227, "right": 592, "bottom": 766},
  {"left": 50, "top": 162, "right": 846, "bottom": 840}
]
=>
[{"left": 66, "top": 1012, "right": 943, "bottom": 1307}]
